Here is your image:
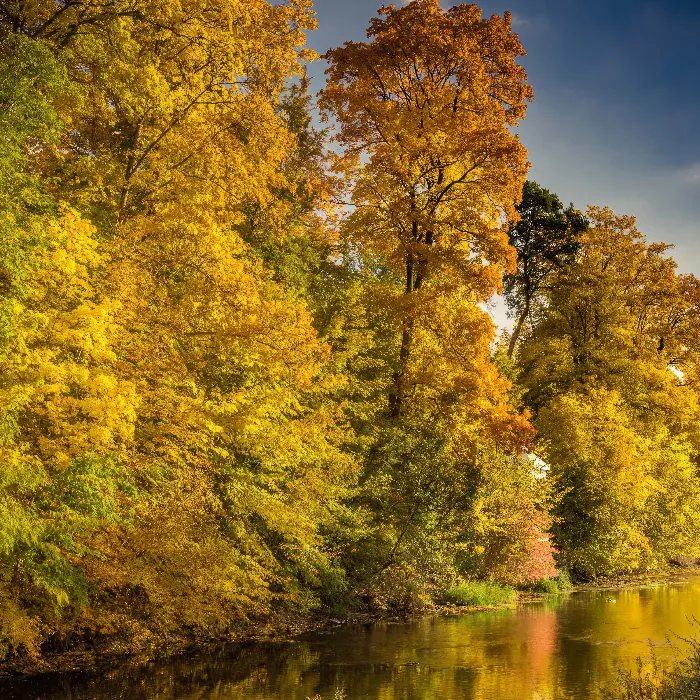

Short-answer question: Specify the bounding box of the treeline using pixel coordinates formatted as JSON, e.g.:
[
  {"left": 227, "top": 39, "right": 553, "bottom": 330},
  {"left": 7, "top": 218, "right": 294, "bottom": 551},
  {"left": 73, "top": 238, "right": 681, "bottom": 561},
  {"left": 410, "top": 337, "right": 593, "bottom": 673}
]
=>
[
  {"left": 507, "top": 187, "right": 700, "bottom": 575},
  {"left": 0, "top": 0, "right": 699, "bottom": 664}
]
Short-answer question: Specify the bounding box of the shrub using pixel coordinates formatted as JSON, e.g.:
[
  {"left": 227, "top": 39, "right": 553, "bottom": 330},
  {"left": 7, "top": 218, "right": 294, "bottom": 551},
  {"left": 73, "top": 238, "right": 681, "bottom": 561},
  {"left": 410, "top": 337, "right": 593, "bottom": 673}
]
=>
[
  {"left": 556, "top": 569, "right": 573, "bottom": 590},
  {"left": 442, "top": 581, "right": 515, "bottom": 607},
  {"left": 530, "top": 578, "right": 559, "bottom": 594}
]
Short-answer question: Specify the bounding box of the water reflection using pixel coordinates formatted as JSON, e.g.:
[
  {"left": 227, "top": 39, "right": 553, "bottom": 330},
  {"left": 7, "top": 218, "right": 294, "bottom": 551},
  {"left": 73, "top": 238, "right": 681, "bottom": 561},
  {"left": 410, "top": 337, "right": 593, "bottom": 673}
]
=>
[{"left": 6, "top": 580, "right": 700, "bottom": 700}]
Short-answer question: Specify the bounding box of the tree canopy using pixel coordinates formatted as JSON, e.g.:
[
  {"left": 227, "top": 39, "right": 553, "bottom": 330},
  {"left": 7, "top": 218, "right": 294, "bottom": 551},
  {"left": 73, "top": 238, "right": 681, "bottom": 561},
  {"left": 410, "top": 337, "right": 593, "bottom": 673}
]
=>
[{"left": 0, "top": 0, "right": 699, "bottom": 667}]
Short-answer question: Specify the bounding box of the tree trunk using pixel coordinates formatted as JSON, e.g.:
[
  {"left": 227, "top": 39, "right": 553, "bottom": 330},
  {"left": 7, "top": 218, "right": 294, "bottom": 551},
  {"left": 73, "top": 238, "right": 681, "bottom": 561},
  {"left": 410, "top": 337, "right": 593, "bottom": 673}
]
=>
[
  {"left": 389, "top": 225, "right": 432, "bottom": 417},
  {"left": 117, "top": 123, "right": 142, "bottom": 223},
  {"left": 389, "top": 252, "right": 415, "bottom": 417},
  {"left": 507, "top": 300, "right": 530, "bottom": 358}
]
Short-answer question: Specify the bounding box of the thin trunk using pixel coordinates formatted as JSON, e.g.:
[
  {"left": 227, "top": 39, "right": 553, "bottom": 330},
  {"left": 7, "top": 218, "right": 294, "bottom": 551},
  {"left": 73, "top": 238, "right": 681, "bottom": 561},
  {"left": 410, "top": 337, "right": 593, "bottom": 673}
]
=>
[
  {"left": 389, "top": 251, "right": 415, "bottom": 418},
  {"left": 118, "top": 170, "right": 132, "bottom": 220},
  {"left": 389, "top": 183, "right": 434, "bottom": 418},
  {"left": 507, "top": 299, "right": 530, "bottom": 358},
  {"left": 371, "top": 497, "right": 424, "bottom": 577},
  {"left": 390, "top": 196, "right": 433, "bottom": 417},
  {"left": 117, "top": 123, "right": 142, "bottom": 223}
]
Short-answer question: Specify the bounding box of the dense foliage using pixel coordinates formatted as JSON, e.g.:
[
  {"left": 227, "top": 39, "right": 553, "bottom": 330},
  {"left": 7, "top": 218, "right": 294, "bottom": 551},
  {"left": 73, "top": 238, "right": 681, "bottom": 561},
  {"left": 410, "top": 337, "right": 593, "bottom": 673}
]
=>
[
  {"left": 0, "top": 0, "right": 699, "bottom": 666},
  {"left": 516, "top": 208, "right": 700, "bottom": 577}
]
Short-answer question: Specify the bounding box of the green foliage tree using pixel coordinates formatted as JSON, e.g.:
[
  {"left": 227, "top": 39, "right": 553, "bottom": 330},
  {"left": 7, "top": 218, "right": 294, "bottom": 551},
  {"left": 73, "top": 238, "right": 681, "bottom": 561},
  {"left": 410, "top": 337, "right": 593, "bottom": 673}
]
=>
[{"left": 504, "top": 181, "right": 588, "bottom": 357}]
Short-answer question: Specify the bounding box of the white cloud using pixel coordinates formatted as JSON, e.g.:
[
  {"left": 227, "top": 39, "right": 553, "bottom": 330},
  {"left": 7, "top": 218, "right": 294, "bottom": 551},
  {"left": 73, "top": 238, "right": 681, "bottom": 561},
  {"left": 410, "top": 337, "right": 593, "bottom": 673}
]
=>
[
  {"left": 675, "top": 161, "right": 700, "bottom": 185},
  {"left": 511, "top": 13, "right": 531, "bottom": 28}
]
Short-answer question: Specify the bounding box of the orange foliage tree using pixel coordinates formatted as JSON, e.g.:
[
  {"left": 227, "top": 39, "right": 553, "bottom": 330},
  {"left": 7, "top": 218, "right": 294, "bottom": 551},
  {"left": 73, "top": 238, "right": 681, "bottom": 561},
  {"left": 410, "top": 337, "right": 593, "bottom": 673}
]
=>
[
  {"left": 319, "top": 0, "right": 547, "bottom": 598},
  {"left": 321, "top": 0, "right": 532, "bottom": 419}
]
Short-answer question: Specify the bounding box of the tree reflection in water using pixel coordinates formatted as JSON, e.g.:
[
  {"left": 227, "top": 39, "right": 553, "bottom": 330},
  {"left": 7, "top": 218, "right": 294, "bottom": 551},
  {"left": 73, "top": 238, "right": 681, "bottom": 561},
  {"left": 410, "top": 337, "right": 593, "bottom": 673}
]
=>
[{"left": 5, "top": 581, "right": 700, "bottom": 700}]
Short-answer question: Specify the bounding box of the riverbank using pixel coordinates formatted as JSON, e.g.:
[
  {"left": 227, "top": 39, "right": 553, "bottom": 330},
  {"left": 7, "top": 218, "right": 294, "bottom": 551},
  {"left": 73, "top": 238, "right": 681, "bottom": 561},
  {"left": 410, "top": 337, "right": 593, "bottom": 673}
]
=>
[
  {"left": 573, "top": 566, "right": 700, "bottom": 592},
  {"left": 7, "top": 577, "right": 700, "bottom": 700},
  {"left": 0, "top": 601, "right": 519, "bottom": 680},
  {"left": 3, "top": 568, "right": 699, "bottom": 682}
]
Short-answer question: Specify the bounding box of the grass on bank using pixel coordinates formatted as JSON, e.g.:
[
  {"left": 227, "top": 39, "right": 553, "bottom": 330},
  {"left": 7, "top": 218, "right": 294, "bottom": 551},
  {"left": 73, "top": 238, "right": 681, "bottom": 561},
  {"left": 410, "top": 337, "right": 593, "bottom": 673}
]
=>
[
  {"left": 442, "top": 581, "right": 516, "bottom": 607},
  {"left": 529, "top": 570, "right": 573, "bottom": 594},
  {"left": 443, "top": 570, "right": 573, "bottom": 607},
  {"left": 529, "top": 578, "right": 560, "bottom": 594}
]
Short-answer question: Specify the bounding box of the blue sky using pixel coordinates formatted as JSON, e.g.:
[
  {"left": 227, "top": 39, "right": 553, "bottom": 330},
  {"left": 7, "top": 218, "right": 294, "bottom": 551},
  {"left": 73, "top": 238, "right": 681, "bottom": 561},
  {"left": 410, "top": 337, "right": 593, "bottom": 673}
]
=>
[{"left": 304, "top": 0, "right": 700, "bottom": 328}]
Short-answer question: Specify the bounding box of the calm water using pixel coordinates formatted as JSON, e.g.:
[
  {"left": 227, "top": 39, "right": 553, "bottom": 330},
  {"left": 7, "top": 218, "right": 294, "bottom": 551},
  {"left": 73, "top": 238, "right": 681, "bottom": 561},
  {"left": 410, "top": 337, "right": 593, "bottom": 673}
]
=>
[{"left": 6, "top": 579, "right": 700, "bottom": 700}]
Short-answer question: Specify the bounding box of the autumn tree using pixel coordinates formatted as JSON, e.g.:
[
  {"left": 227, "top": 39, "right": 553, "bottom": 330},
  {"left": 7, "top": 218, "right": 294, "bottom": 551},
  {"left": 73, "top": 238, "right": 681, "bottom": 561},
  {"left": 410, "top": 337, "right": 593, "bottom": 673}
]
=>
[
  {"left": 7, "top": 0, "right": 690, "bottom": 662},
  {"left": 319, "top": 0, "right": 550, "bottom": 601},
  {"left": 504, "top": 181, "right": 587, "bottom": 357},
  {"left": 519, "top": 207, "right": 700, "bottom": 576},
  {"left": 321, "top": 0, "right": 532, "bottom": 417},
  {"left": 0, "top": 0, "right": 358, "bottom": 656}
]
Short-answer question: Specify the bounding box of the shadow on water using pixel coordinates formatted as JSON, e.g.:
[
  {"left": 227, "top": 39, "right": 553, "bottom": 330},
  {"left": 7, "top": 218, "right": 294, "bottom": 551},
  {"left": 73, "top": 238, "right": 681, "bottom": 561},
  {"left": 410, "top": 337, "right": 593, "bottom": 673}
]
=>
[
  {"left": 4, "top": 579, "right": 700, "bottom": 700},
  {"left": 2, "top": 642, "right": 317, "bottom": 700}
]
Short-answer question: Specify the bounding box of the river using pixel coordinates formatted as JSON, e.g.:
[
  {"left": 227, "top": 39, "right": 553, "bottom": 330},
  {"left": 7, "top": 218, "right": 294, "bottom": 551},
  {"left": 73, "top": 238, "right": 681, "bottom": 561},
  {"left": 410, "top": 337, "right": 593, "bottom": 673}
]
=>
[{"left": 6, "top": 578, "right": 700, "bottom": 700}]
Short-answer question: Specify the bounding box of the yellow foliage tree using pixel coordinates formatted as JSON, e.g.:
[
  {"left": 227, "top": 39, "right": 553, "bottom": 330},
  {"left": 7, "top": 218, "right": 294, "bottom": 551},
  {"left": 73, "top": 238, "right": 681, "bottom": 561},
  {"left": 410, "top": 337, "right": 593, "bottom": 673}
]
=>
[
  {"left": 520, "top": 207, "right": 700, "bottom": 575},
  {"left": 0, "top": 0, "right": 355, "bottom": 654},
  {"left": 318, "top": 0, "right": 546, "bottom": 600},
  {"left": 321, "top": 0, "right": 532, "bottom": 420}
]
